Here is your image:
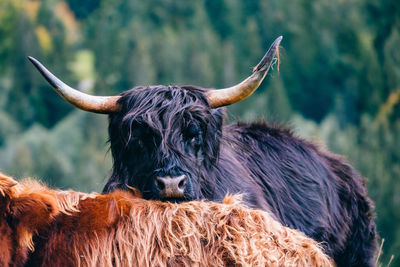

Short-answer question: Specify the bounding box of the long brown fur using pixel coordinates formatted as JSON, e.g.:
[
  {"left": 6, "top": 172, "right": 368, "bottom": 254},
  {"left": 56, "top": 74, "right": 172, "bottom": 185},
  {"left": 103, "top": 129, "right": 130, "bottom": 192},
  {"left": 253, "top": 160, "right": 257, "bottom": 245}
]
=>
[{"left": 0, "top": 172, "right": 333, "bottom": 267}]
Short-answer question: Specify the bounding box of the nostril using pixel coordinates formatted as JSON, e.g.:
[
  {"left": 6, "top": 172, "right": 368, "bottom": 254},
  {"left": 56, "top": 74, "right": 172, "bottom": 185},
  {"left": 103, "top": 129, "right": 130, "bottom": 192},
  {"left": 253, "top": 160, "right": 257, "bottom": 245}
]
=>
[
  {"left": 156, "top": 179, "right": 165, "bottom": 191},
  {"left": 178, "top": 178, "right": 186, "bottom": 190}
]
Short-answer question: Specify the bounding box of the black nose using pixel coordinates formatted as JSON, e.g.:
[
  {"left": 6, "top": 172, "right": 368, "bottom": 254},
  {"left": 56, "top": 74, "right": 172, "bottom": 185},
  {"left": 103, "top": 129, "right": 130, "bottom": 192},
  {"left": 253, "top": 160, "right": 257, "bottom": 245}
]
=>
[{"left": 155, "top": 175, "right": 187, "bottom": 199}]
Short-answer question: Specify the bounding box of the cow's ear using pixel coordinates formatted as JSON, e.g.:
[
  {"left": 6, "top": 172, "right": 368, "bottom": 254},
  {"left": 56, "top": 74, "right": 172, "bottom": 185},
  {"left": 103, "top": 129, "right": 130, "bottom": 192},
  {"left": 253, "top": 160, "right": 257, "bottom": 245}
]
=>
[
  {"left": 211, "top": 107, "right": 226, "bottom": 126},
  {"left": 8, "top": 192, "right": 59, "bottom": 251},
  {"left": 0, "top": 172, "right": 18, "bottom": 219},
  {"left": 0, "top": 172, "right": 18, "bottom": 198}
]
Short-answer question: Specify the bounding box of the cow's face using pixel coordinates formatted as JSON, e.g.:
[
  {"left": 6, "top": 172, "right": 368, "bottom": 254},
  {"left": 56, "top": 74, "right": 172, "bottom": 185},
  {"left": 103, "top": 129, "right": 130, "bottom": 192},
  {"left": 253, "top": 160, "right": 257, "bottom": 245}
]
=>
[{"left": 108, "top": 85, "right": 224, "bottom": 201}]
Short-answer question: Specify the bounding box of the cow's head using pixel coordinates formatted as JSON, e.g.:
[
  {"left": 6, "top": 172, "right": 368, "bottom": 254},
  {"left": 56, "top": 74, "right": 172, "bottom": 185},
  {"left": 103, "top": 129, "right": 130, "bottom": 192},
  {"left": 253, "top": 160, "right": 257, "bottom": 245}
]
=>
[
  {"left": 0, "top": 173, "right": 60, "bottom": 266},
  {"left": 28, "top": 37, "right": 282, "bottom": 202}
]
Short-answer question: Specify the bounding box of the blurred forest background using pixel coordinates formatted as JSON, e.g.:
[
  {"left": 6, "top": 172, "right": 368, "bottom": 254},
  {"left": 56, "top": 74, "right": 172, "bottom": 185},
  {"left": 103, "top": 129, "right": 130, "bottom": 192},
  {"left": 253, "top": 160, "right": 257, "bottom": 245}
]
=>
[{"left": 0, "top": 0, "right": 399, "bottom": 263}]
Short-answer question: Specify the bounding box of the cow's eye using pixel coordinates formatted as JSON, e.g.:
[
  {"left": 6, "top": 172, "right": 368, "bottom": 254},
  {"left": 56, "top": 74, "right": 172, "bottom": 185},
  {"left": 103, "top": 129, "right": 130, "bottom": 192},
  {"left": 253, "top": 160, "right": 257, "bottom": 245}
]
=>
[
  {"left": 185, "top": 124, "right": 199, "bottom": 140},
  {"left": 136, "top": 139, "right": 144, "bottom": 147},
  {"left": 189, "top": 136, "right": 197, "bottom": 146},
  {"left": 126, "top": 126, "right": 146, "bottom": 148}
]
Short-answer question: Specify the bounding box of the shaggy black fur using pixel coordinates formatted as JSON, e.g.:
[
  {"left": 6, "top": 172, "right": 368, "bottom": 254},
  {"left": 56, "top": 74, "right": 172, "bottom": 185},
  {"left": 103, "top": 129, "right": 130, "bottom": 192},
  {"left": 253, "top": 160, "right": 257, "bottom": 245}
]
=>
[{"left": 103, "top": 85, "right": 377, "bottom": 267}]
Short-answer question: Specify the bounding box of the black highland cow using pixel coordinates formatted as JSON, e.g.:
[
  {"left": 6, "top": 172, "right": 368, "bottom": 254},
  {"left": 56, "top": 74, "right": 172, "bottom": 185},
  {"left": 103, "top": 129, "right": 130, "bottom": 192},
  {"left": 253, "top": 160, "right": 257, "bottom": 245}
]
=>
[{"left": 29, "top": 37, "right": 377, "bottom": 266}]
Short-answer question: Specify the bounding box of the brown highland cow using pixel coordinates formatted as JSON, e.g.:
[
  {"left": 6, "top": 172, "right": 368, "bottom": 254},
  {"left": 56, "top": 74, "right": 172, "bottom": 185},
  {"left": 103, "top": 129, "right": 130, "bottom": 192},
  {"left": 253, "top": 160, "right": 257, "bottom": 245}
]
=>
[{"left": 0, "top": 172, "right": 333, "bottom": 267}]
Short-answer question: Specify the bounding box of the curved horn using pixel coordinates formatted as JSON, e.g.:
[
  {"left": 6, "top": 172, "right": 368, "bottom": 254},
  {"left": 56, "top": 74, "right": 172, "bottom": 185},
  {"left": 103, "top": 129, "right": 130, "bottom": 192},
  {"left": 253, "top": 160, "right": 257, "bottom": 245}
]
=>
[
  {"left": 28, "top": 57, "right": 121, "bottom": 114},
  {"left": 206, "top": 36, "right": 282, "bottom": 108}
]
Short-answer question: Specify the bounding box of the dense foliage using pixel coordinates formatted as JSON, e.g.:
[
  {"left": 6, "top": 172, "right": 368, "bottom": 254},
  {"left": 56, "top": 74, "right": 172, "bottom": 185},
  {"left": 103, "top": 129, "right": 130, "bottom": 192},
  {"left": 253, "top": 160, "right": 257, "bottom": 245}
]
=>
[{"left": 0, "top": 0, "right": 398, "bottom": 263}]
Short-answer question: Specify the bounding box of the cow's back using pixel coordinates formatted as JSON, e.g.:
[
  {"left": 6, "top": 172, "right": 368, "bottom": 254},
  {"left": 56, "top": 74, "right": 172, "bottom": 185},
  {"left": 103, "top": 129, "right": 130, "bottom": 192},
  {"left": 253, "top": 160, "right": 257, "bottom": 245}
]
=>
[{"left": 220, "top": 121, "right": 377, "bottom": 267}]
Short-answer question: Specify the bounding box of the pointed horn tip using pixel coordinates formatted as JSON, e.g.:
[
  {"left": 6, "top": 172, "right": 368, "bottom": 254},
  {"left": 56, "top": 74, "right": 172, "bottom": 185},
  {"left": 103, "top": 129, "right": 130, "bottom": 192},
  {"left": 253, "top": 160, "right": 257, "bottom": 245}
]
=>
[
  {"left": 252, "top": 36, "right": 283, "bottom": 73},
  {"left": 270, "top": 35, "right": 283, "bottom": 53},
  {"left": 266, "top": 36, "right": 283, "bottom": 54},
  {"left": 275, "top": 36, "right": 283, "bottom": 45},
  {"left": 27, "top": 56, "right": 36, "bottom": 63},
  {"left": 27, "top": 56, "right": 41, "bottom": 69}
]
